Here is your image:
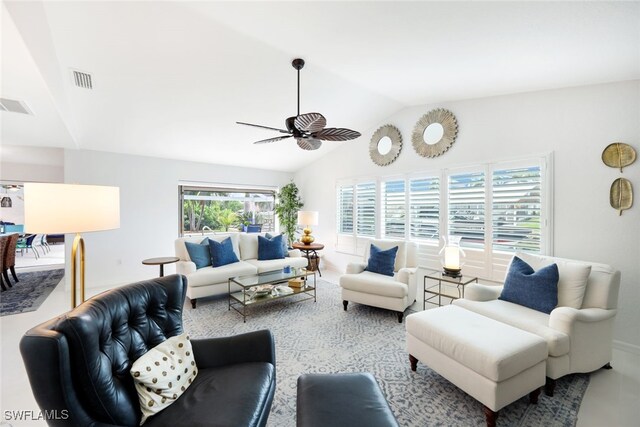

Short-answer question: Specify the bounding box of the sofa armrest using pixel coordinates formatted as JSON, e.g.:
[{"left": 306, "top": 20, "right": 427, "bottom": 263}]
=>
[
  {"left": 288, "top": 249, "right": 302, "bottom": 257},
  {"left": 191, "top": 329, "right": 275, "bottom": 369},
  {"left": 398, "top": 267, "right": 418, "bottom": 303},
  {"left": 346, "top": 262, "right": 367, "bottom": 274},
  {"left": 549, "top": 307, "right": 617, "bottom": 334},
  {"left": 176, "top": 260, "right": 196, "bottom": 275},
  {"left": 463, "top": 283, "right": 503, "bottom": 302}
]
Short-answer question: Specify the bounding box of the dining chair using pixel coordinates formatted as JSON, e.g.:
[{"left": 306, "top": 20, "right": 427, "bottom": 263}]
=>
[
  {"left": 5, "top": 233, "right": 19, "bottom": 284},
  {"left": 0, "top": 236, "right": 11, "bottom": 291}
]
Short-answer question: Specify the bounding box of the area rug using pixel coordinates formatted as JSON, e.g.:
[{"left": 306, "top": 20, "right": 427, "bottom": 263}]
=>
[
  {"left": 0, "top": 268, "right": 64, "bottom": 316},
  {"left": 183, "top": 279, "right": 589, "bottom": 427}
]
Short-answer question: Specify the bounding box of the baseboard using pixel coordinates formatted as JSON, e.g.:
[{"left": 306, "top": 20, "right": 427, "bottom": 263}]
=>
[{"left": 613, "top": 339, "right": 640, "bottom": 355}]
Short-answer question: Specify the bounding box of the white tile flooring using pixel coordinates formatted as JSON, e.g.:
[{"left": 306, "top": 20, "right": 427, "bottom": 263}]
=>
[{"left": 0, "top": 268, "right": 638, "bottom": 426}]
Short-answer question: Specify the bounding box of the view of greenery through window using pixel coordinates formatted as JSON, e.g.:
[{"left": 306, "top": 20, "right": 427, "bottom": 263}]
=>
[{"left": 180, "top": 187, "right": 275, "bottom": 234}]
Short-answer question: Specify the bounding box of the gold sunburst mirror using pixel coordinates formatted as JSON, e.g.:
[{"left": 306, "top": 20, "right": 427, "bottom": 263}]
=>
[
  {"left": 369, "top": 125, "right": 403, "bottom": 166},
  {"left": 412, "top": 108, "right": 458, "bottom": 158}
]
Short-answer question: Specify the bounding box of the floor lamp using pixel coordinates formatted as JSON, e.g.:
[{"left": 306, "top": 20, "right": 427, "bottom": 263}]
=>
[{"left": 24, "top": 183, "right": 120, "bottom": 308}]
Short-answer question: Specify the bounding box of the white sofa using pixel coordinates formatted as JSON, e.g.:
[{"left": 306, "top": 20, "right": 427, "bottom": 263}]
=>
[
  {"left": 175, "top": 233, "right": 308, "bottom": 308},
  {"left": 339, "top": 239, "right": 418, "bottom": 323},
  {"left": 452, "top": 252, "right": 620, "bottom": 395}
]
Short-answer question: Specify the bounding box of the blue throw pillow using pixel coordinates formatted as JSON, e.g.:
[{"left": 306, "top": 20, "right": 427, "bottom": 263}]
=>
[
  {"left": 258, "top": 234, "right": 286, "bottom": 260},
  {"left": 499, "top": 256, "right": 559, "bottom": 314},
  {"left": 184, "top": 238, "right": 211, "bottom": 269},
  {"left": 208, "top": 237, "right": 239, "bottom": 267},
  {"left": 365, "top": 244, "right": 398, "bottom": 277},
  {"left": 265, "top": 232, "right": 289, "bottom": 257}
]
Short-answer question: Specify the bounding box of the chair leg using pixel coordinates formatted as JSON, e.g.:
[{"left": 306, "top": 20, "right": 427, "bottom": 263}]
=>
[
  {"left": 3, "top": 270, "right": 12, "bottom": 288},
  {"left": 483, "top": 406, "right": 498, "bottom": 427},
  {"left": 602, "top": 363, "right": 613, "bottom": 370},
  {"left": 1, "top": 275, "right": 6, "bottom": 291},
  {"left": 343, "top": 300, "right": 348, "bottom": 311},
  {"left": 545, "top": 377, "right": 556, "bottom": 397},
  {"left": 397, "top": 312, "right": 404, "bottom": 323},
  {"left": 409, "top": 354, "right": 418, "bottom": 372},
  {"left": 10, "top": 266, "right": 18, "bottom": 282},
  {"left": 529, "top": 388, "right": 541, "bottom": 404},
  {"left": 191, "top": 298, "right": 197, "bottom": 309}
]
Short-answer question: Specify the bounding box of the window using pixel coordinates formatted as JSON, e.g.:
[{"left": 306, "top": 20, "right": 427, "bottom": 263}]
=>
[
  {"left": 409, "top": 176, "right": 439, "bottom": 241},
  {"left": 356, "top": 182, "right": 376, "bottom": 237},
  {"left": 337, "top": 185, "right": 354, "bottom": 234},
  {"left": 179, "top": 186, "right": 275, "bottom": 235},
  {"left": 382, "top": 180, "right": 405, "bottom": 238},
  {"left": 492, "top": 166, "right": 542, "bottom": 252},
  {"left": 448, "top": 171, "right": 486, "bottom": 248}
]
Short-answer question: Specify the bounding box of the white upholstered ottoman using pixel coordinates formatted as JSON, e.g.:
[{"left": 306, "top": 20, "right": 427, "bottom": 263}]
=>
[{"left": 406, "top": 305, "right": 548, "bottom": 427}]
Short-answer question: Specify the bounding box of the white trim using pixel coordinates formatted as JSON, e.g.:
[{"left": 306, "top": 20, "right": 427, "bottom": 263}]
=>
[
  {"left": 613, "top": 339, "right": 640, "bottom": 355},
  {"left": 177, "top": 180, "right": 278, "bottom": 192}
]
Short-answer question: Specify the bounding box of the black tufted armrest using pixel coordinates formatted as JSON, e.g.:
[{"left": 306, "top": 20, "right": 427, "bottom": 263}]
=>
[{"left": 191, "top": 329, "right": 275, "bottom": 369}]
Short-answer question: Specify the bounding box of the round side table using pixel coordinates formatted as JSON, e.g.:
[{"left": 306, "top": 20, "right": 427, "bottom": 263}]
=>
[
  {"left": 292, "top": 242, "right": 324, "bottom": 277},
  {"left": 142, "top": 257, "right": 180, "bottom": 277}
]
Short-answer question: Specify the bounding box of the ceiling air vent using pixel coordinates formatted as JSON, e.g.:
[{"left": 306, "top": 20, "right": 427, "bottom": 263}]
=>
[
  {"left": 0, "top": 98, "right": 33, "bottom": 115},
  {"left": 72, "top": 69, "right": 93, "bottom": 89}
]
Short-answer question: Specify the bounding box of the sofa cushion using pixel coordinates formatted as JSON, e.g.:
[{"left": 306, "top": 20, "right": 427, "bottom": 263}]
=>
[
  {"left": 340, "top": 271, "right": 407, "bottom": 298},
  {"left": 365, "top": 244, "right": 398, "bottom": 277},
  {"left": 239, "top": 233, "right": 261, "bottom": 260},
  {"left": 258, "top": 235, "right": 286, "bottom": 260},
  {"left": 453, "top": 298, "right": 570, "bottom": 356},
  {"left": 499, "top": 256, "right": 559, "bottom": 314},
  {"left": 130, "top": 333, "right": 198, "bottom": 424},
  {"left": 515, "top": 252, "right": 591, "bottom": 309},
  {"left": 184, "top": 238, "right": 211, "bottom": 269},
  {"left": 245, "top": 257, "right": 308, "bottom": 274},
  {"left": 208, "top": 237, "right": 240, "bottom": 267},
  {"left": 145, "top": 362, "right": 274, "bottom": 427},
  {"left": 266, "top": 232, "right": 289, "bottom": 257},
  {"left": 186, "top": 261, "right": 257, "bottom": 288}
]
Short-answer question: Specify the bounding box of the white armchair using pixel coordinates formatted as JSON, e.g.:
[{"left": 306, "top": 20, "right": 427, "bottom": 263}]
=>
[
  {"left": 453, "top": 253, "right": 620, "bottom": 395},
  {"left": 339, "top": 239, "right": 418, "bottom": 323}
]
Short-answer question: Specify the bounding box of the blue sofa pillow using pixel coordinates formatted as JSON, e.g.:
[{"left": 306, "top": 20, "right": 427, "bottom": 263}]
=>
[
  {"left": 258, "top": 234, "right": 286, "bottom": 260},
  {"left": 365, "top": 244, "right": 398, "bottom": 277},
  {"left": 208, "top": 237, "right": 239, "bottom": 267},
  {"left": 499, "top": 256, "right": 559, "bottom": 314},
  {"left": 265, "top": 232, "right": 289, "bottom": 257},
  {"left": 184, "top": 238, "right": 211, "bottom": 269}
]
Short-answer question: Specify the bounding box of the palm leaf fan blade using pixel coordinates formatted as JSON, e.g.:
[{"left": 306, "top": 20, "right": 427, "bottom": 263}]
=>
[{"left": 313, "top": 128, "right": 361, "bottom": 141}]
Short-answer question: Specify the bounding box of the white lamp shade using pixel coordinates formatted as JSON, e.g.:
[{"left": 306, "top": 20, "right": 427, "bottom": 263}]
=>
[
  {"left": 24, "top": 183, "right": 120, "bottom": 234},
  {"left": 297, "top": 210, "right": 319, "bottom": 226}
]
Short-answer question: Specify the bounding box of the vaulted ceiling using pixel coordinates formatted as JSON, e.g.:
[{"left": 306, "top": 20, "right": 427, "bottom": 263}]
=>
[{"left": 2, "top": 1, "right": 639, "bottom": 172}]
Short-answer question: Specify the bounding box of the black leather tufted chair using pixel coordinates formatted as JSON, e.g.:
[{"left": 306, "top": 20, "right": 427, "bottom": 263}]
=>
[{"left": 20, "top": 274, "right": 276, "bottom": 427}]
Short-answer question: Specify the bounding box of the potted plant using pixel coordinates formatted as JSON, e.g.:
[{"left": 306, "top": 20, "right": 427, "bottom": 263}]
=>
[{"left": 274, "top": 182, "right": 303, "bottom": 245}]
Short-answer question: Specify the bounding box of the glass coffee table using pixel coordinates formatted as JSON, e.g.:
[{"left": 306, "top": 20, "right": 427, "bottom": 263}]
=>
[{"left": 228, "top": 268, "right": 316, "bottom": 322}]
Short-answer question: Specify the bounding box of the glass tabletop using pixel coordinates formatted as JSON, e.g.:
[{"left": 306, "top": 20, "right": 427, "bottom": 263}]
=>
[
  {"left": 422, "top": 268, "right": 478, "bottom": 285},
  {"left": 230, "top": 268, "right": 313, "bottom": 289}
]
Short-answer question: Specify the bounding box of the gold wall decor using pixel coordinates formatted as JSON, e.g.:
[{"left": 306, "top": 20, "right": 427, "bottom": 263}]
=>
[
  {"left": 369, "top": 125, "right": 402, "bottom": 166},
  {"left": 411, "top": 108, "right": 458, "bottom": 158},
  {"left": 610, "top": 178, "right": 633, "bottom": 215},
  {"left": 602, "top": 142, "right": 636, "bottom": 172}
]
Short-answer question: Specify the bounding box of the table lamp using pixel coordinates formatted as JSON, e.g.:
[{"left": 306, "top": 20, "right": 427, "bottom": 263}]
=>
[
  {"left": 297, "top": 211, "right": 318, "bottom": 245},
  {"left": 24, "top": 183, "right": 120, "bottom": 308}
]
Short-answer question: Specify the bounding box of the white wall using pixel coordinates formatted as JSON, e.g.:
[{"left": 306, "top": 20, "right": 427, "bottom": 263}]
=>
[
  {"left": 0, "top": 161, "right": 64, "bottom": 183},
  {"left": 64, "top": 149, "right": 293, "bottom": 288},
  {"left": 294, "top": 80, "right": 640, "bottom": 349}
]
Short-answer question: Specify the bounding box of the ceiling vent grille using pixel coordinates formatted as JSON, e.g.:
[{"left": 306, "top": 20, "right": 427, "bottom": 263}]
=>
[
  {"left": 0, "top": 98, "right": 33, "bottom": 115},
  {"left": 72, "top": 69, "right": 93, "bottom": 89}
]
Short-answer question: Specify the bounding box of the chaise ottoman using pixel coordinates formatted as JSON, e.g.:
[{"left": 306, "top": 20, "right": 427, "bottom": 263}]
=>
[
  {"left": 406, "top": 305, "right": 547, "bottom": 427},
  {"left": 297, "top": 373, "right": 399, "bottom": 427}
]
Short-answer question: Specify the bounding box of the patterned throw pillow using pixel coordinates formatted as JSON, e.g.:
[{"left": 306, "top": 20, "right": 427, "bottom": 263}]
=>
[
  {"left": 499, "top": 256, "right": 559, "bottom": 314},
  {"left": 130, "top": 334, "right": 199, "bottom": 424},
  {"left": 365, "top": 244, "right": 398, "bottom": 277}
]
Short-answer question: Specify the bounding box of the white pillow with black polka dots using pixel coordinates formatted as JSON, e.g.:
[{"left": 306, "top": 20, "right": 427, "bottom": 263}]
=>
[{"left": 130, "top": 333, "right": 198, "bottom": 424}]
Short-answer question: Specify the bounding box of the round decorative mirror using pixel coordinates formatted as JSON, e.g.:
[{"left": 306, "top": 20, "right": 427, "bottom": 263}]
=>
[
  {"left": 412, "top": 108, "right": 458, "bottom": 157},
  {"left": 370, "top": 125, "right": 402, "bottom": 166}
]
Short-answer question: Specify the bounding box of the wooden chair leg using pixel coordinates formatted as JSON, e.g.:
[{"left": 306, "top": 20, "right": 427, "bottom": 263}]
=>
[
  {"left": 1, "top": 275, "right": 6, "bottom": 291},
  {"left": 10, "top": 266, "right": 18, "bottom": 282},
  {"left": 397, "top": 312, "right": 404, "bottom": 323},
  {"left": 343, "top": 300, "right": 348, "bottom": 311},
  {"left": 483, "top": 406, "right": 498, "bottom": 427},
  {"left": 2, "top": 270, "right": 12, "bottom": 288},
  {"left": 409, "top": 354, "right": 418, "bottom": 372},
  {"left": 545, "top": 377, "right": 556, "bottom": 397},
  {"left": 529, "top": 388, "right": 541, "bottom": 404},
  {"left": 191, "top": 298, "right": 197, "bottom": 309},
  {"left": 602, "top": 363, "right": 613, "bottom": 370}
]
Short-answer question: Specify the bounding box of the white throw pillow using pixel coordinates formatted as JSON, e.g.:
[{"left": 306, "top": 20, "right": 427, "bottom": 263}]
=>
[
  {"left": 515, "top": 252, "right": 591, "bottom": 309},
  {"left": 130, "top": 334, "right": 198, "bottom": 424}
]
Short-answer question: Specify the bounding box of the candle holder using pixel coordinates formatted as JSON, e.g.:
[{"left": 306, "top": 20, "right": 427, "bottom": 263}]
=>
[{"left": 439, "top": 236, "right": 465, "bottom": 278}]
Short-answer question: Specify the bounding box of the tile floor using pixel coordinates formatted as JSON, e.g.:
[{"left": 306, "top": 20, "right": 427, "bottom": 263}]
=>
[{"left": 1, "top": 268, "right": 638, "bottom": 426}]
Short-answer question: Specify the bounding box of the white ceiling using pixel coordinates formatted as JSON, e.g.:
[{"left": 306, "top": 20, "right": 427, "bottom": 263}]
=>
[{"left": 2, "top": 1, "right": 639, "bottom": 172}]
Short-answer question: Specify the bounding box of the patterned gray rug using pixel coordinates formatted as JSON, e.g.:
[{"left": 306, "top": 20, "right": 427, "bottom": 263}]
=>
[
  {"left": 183, "top": 279, "right": 589, "bottom": 427},
  {"left": 0, "top": 268, "right": 64, "bottom": 316}
]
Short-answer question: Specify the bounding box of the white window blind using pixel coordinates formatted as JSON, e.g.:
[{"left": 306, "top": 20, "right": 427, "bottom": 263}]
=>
[
  {"left": 356, "top": 182, "right": 376, "bottom": 236},
  {"left": 409, "top": 177, "right": 440, "bottom": 241},
  {"left": 382, "top": 180, "right": 405, "bottom": 238},
  {"left": 492, "top": 166, "right": 542, "bottom": 252},
  {"left": 448, "top": 171, "right": 486, "bottom": 248},
  {"left": 337, "top": 185, "right": 354, "bottom": 234}
]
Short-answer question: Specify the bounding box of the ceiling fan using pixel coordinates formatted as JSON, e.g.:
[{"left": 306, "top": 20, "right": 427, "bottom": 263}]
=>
[{"left": 237, "top": 58, "right": 361, "bottom": 151}]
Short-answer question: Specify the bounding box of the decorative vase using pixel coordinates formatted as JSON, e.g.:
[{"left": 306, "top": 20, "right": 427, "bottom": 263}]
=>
[{"left": 439, "top": 236, "right": 466, "bottom": 277}]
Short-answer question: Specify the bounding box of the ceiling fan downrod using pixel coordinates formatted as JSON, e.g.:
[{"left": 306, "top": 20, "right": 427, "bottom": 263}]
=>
[{"left": 292, "top": 58, "right": 305, "bottom": 116}]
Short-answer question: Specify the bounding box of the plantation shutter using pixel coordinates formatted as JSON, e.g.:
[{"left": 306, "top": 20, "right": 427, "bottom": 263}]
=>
[
  {"left": 448, "top": 171, "right": 485, "bottom": 248},
  {"left": 382, "top": 180, "right": 405, "bottom": 238},
  {"left": 409, "top": 177, "right": 440, "bottom": 241},
  {"left": 337, "top": 185, "right": 354, "bottom": 234},
  {"left": 492, "top": 166, "right": 542, "bottom": 252},
  {"left": 356, "top": 182, "right": 376, "bottom": 237}
]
